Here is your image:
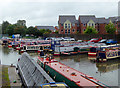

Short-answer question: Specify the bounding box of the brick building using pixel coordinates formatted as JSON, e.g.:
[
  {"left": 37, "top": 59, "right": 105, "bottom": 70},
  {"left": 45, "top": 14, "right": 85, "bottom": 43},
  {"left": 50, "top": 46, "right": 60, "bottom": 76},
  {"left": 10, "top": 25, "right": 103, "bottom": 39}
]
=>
[
  {"left": 58, "top": 15, "right": 120, "bottom": 34},
  {"left": 58, "top": 15, "right": 78, "bottom": 34}
]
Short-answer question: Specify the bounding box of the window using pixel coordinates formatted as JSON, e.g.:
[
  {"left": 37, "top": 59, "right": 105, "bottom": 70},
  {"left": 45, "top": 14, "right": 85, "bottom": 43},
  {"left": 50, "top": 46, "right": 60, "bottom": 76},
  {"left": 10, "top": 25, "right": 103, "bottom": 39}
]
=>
[
  {"left": 61, "top": 29, "right": 63, "bottom": 32},
  {"left": 68, "top": 30, "right": 70, "bottom": 34},
  {"left": 92, "top": 23, "right": 94, "bottom": 27},
  {"left": 83, "top": 29, "right": 86, "bottom": 31},
  {"left": 89, "top": 23, "right": 91, "bottom": 26},
  {"left": 77, "top": 30, "right": 79, "bottom": 32},
  {"left": 118, "top": 24, "right": 120, "bottom": 28},
  {"left": 65, "top": 24, "right": 67, "bottom": 28},
  {"left": 84, "top": 24, "right": 86, "bottom": 26},
  {"left": 72, "top": 29, "right": 75, "bottom": 32},
  {"left": 73, "top": 24, "right": 75, "bottom": 26},
  {"left": 97, "top": 29, "right": 99, "bottom": 31},
  {"left": 65, "top": 30, "right": 67, "bottom": 34},
  {"left": 68, "top": 24, "right": 70, "bottom": 28}
]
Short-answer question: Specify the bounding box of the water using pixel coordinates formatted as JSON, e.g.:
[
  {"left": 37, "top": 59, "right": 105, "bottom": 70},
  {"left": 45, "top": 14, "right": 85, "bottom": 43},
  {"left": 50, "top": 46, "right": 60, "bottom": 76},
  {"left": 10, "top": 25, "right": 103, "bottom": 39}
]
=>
[{"left": 0, "top": 45, "right": 120, "bottom": 86}]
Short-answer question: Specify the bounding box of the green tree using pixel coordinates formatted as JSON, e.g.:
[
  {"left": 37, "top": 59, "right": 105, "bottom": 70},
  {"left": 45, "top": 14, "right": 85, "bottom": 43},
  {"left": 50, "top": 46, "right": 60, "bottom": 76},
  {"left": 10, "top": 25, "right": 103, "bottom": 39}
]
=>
[
  {"left": 105, "top": 22, "right": 116, "bottom": 34},
  {"left": 6, "top": 24, "right": 15, "bottom": 36},
  {"left": 84, "top": 26, "right": 98, "bottom": 34},
  {"left": 27, "top": 26, "right": 40, "bottom": 37},
  {"left": 27, "top": 26, "right": 35, "bottom": 35},
  {"left": 55, "top": 30, "right": 59, "bottom": 34},
  {"left": 2, "top": 21, "right": 10, "bottom": 34},
  {"left": 43, "top": 29, "right": 51, "bottom": 34}
]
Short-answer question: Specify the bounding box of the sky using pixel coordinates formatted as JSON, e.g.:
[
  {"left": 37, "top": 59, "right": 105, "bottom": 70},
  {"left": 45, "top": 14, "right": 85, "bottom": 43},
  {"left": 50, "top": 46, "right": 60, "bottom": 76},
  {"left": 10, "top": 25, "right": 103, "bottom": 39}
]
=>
[{"left": 0, "top": 0, "right": 120, "bottom": 27}]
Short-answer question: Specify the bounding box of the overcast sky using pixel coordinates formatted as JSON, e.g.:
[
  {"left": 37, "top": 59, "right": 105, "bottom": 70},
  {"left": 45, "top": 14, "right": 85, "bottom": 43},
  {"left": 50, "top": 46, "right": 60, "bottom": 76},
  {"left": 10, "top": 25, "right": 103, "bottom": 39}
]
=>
[{"left": 0, "top": 0, "right": 120, "bottom": 27}]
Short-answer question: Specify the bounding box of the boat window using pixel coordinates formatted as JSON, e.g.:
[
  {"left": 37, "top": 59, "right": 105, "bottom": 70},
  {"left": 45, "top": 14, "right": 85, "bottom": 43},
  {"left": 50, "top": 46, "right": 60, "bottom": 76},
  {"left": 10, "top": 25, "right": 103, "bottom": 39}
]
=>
[
  {"left": 23, "top": 46, "right": 26, "bottom": 50},
  {"left": 90, "top": 47, "right": 96, "bottom": 52},
  {"left": 40, "top": 46, "right": 43, "bottom": 50}
]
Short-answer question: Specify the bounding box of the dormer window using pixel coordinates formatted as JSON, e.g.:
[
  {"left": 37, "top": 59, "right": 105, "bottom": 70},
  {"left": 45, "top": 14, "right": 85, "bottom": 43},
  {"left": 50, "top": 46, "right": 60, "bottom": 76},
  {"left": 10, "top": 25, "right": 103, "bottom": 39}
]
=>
[
  {"left": 68, "top": 24, "right": 70, "bottom": 28},
  {"left": 64, "top": 20, "right": 71, "bottom": 29},
  {"left": 89, "top": 23, "right": 91, "bottom": 26},
  {"left": 92, "top": 24, "right": 94, "bottom": 27},
  {"left": 65, "top": 24, "right": 67, "bottom": 28}
]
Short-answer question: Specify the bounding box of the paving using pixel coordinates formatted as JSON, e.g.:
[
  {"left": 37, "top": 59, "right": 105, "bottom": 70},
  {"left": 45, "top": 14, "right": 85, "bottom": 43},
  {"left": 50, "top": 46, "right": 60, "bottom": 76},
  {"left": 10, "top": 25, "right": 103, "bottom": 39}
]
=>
[{"left": 8, "top": 65, "right": 22, "bottom": 88}]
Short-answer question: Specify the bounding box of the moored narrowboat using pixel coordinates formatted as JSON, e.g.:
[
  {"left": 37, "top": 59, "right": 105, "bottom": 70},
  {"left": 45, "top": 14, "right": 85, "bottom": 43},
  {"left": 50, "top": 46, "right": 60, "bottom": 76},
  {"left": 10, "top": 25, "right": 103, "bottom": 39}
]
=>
[
  {"left": 20, "top": 44, "right": 51, "bottom": 53},
  {"left": 37, "top": 55, "right": 109, "bottom": 88},
  {"left": 97, "top": 48, "right": 120, "bottom": 62}
]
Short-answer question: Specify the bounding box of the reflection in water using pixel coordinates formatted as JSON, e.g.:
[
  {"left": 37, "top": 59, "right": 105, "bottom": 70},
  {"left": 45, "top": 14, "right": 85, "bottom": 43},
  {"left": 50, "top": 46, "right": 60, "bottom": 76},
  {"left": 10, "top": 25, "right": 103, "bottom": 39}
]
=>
[
  {"left": 2, "top": 46, "right": 11, "bottom": 55},
  {"left": 96, "top": 59, "right": 120, "bottom": 73},
  {"left": 55, "top": 54, "right": 88, "bottom": 62}
]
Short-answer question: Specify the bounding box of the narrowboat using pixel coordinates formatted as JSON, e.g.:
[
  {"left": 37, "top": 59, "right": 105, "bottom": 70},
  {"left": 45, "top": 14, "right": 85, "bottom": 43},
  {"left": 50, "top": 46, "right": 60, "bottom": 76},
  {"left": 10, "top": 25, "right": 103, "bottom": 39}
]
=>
[
  {"left": 37, "top": 55, "right": 109, "bottom": 88},
  {"left": 88, "top": 43, "right": 107, "bottom": 56},
  {"left": 88, "top": 47, "right": 97, "bottom": 56},
  {"left": 20, "top": 44, "right": 51, "bottom": 53},
  {"left": 97, "top": 47, "right": 120, "bottom": 62},
  {"left": 2, "top": 39, "right": 8, "bottom": 45}
]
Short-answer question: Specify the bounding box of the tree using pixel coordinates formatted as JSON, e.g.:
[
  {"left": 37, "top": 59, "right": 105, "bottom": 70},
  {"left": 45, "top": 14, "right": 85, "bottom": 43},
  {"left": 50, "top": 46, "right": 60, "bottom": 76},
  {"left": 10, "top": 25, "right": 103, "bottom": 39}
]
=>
[
  {"left": 27, "top": 26, "right": 35, "bottom": 35},
  {"left": 55, "top": 30, "right": 59, "bottom": 34},
  {"left": 43, "top": 29, "right": 51, "bottom": 34},
  {"left": 14, "top": 25, "right": 26, "bottom": 36},
  {"left": 27, "top": 26, "right": 40, "bottom": 37},
  {"left": 6, "top": 24, "right": 15, "bottom": 36},
  {"left": 2, "top": 21, "right": 10, "bottom": 34},
  {"left": 84, "top": 26, "right": 98, "bottom": 34},
  {"left": 105, "top": 22, "right": 116, "bottom": 34}
]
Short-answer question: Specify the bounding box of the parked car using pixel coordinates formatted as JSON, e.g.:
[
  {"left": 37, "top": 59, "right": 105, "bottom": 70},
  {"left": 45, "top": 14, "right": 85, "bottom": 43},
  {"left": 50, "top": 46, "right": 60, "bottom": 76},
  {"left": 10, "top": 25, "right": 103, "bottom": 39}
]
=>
[
  {"left": 106, "top": 39, "right": 117, "bottom": 44},
  {"left": 89, "top": 37, "right": 102, "bottom": 43},
  {"left": 98, "top": 39, "right": 107, "bottom": 43}
]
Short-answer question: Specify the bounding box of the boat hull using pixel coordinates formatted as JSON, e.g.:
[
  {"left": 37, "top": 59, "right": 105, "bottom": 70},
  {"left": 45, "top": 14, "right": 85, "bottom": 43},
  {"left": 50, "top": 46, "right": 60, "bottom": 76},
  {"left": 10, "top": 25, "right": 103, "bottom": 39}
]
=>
[{"left": 88, "top": 52, "right": 97, "bottom": 56}]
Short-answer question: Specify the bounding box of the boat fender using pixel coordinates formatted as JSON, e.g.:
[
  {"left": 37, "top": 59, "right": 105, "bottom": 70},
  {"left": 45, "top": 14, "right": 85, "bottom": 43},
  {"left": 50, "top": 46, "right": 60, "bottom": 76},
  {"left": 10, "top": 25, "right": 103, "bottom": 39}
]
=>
[
  {"left": 71, "top": 72, "right": 76, "bottom": 76},
  {"left": 18, "top": 58, "right": 20, "bottom": 61},
  {"left": 54, "top": 75, "right": 56, "bottom": 79},
  {"left": 67, "top": 69, "right": 69, "bottom": 72}
]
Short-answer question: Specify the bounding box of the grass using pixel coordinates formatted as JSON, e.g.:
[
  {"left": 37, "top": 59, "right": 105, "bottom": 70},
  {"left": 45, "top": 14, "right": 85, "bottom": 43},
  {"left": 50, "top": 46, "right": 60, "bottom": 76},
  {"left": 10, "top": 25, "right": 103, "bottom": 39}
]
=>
[{"left": 1, "top": 65, "right": 11, "bottom": 88}]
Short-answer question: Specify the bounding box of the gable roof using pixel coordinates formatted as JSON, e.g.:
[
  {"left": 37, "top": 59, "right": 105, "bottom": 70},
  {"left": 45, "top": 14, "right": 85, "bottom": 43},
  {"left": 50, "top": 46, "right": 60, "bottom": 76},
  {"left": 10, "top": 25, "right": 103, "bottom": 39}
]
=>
[
  {"left": 36, "top": 26, "right": 56, "bottom": 31},
  {"left": 79, "top": 15, "right": 97, "bottom": 24},
  {"left": 59, "top": 15, "right": 77, "bottom": 24}
]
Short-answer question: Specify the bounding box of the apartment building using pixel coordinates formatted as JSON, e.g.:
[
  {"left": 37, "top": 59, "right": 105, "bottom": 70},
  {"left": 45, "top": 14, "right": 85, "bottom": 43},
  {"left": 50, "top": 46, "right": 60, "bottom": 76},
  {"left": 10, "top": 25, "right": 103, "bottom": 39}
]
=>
[{"left": 58, "top": 15, "right": 120, "bottom": 34}]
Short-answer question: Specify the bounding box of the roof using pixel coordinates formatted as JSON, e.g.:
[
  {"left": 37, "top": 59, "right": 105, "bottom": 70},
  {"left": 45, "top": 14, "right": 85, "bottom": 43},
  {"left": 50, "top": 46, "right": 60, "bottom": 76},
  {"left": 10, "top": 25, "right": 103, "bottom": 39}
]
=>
[
  {"left": 108, "top": 16, "right": 118, "bottom": 23},
  {"left": 79, "top": 15, "right": 97, "bottom": 23},
  {"left": 59, "top": 15, "right": 77, "bottom": 24},
  {"left": 97, "top": 18, "right": 109, "bottom": 24},
  {"left": 36, "top": 26, "right": 56, "bottom": 31}
]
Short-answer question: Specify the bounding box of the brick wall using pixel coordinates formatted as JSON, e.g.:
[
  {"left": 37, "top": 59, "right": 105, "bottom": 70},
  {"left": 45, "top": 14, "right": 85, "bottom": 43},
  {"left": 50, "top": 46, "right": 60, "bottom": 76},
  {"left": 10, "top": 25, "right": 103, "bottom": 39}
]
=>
[{"left": 43, "top": 34, "right": 120, "bottom": 42}]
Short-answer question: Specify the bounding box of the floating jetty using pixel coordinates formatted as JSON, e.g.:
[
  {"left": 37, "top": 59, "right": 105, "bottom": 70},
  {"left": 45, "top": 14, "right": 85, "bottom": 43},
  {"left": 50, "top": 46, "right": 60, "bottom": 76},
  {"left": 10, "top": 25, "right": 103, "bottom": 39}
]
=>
[{"left": 17, "top": 52, "right": 54, "bottom": 87}]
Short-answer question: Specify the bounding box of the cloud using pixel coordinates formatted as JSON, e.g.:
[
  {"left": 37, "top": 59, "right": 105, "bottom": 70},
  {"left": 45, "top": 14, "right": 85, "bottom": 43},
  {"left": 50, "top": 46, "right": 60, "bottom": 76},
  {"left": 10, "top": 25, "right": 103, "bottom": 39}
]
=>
[{"left": 0, "top": 1, "right": 119, "bottom": 27}]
